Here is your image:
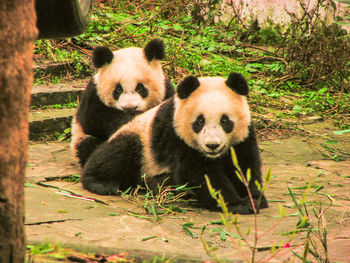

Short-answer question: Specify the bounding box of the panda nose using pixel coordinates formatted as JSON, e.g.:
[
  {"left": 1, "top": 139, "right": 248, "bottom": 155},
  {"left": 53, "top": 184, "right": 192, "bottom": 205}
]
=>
[{"left": 206, "top": 143, "right": 220, "bottom": 150}]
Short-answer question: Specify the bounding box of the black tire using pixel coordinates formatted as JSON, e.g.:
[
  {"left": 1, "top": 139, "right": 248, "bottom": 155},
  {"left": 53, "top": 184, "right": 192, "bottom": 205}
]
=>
[{"left": 35, "top": 0, "right": 93, "bottom": 39}]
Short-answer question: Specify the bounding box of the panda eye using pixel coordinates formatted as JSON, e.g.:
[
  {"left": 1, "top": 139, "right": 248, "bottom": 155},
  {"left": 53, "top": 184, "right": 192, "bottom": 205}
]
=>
[
  {"left": 220, "top": 114, "right": 234, "bottom": 133},
  {"left": 116, "top": 83, "right": 123, "bottom": 93},
  {"left": 113, "top": 83, "right": 123, "bottom": 100},
  {"left": 196, "top": 115, "right": 205, "bottom": 125},
  {"left": 220, "top": 114, "right": 230, "bottom": 125},
  {"left": 192, "top": 114, "right": 205, "bottom": 133},
  {"left": 135, "top": 83, "right": 148, "bottom": 98}
]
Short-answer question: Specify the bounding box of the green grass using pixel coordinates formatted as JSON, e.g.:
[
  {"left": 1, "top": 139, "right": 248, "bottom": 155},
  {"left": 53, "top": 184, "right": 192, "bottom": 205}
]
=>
[{"left": 33, "top": 0, "right": 350, "bottom": 129}]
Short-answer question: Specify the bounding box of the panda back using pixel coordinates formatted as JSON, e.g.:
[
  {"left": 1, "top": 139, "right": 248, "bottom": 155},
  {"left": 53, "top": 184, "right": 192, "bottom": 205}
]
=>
[{"left": 109, "top": 101, "right": 171, "bottom": 177}]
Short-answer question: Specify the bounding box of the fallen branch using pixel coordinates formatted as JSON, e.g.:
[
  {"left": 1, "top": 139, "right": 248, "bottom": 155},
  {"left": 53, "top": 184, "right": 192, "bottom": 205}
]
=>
[
  {"left": 36, "top": 181, "right": 108, "bottom": 205},
  {"left": 25, "top": 219, "right": 83, "bottom": 226}
]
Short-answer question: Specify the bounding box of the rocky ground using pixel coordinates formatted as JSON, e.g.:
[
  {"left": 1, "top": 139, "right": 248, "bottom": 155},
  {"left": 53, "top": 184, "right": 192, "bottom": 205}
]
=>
[{"left": 26, "top": 73, "right": 350, "bottom": 262}]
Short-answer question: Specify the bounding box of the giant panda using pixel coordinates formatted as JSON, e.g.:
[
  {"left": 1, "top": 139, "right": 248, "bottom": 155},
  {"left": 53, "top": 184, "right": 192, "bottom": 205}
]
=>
[
  {"left": 81, "top": 72, "right": 268, "bottom": 214},
  {"left": 71, "top": 38, "right": 174, "bottom": 167}
]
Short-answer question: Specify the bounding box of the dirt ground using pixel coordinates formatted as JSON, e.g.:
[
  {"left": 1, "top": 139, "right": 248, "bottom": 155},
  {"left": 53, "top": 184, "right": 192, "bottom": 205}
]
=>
[{"left": 25, "top": 120, "right": 350, "bottom": 262}]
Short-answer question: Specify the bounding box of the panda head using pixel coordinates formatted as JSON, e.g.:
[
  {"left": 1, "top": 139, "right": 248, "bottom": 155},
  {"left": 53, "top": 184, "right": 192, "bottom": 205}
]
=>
[
  {"left": 93, "top": 39, "right": 167, "bottom": 111},
  {"left": 174, "top": 73, "right": 251, "bottom": 158}
]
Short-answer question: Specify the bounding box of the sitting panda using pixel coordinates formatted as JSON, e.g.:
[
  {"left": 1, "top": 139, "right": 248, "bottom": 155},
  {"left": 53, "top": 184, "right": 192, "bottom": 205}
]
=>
[
  {"left": 71, "top": 39, "right": 174, "bottom": 167},
  {"left": 82, "top": 72, "right": 268, "bottom": 214}
]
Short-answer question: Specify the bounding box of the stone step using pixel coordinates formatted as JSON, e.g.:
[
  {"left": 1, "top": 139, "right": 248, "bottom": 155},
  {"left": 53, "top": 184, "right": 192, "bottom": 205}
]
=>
[
  {"left": 31, "top": 78, "right": 87, "bottom": 108},
  {"left": 33, "top": 59, "right": 93, "bottom": 79},
  {"left": 34, "top": 61, "right": 73, "bottom": 78},
  {"left": 29, "top": 79, "right": 88, "bottom": 140},
  {"left": 29, "top": 108, "right": 76, "bottom": 140}
]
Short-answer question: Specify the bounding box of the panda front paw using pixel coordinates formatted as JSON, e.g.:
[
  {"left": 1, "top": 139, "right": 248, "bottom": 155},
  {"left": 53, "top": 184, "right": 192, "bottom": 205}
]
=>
[
  {"left": 227, "top": 195, "right": 268, "bottom": 215},
  {"left": 256, "top": 194, "right": 268, "bottom": 209},
  {"left": 227, "top": 203, "right": 254, "bottom": 215},
  {"left": 82, "top": 180, "right": 120, "bottom": 195},
  {"left": 251, "top": 193, "right": 268, "bottom": 211}
]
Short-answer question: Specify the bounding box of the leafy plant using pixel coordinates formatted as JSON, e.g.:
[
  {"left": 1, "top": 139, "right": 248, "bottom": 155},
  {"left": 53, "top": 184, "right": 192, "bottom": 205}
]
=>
[
  {"left": 202, "top": 147, "right": 333, "bottom": 262},
  {"left": 33, "top": 0, "right": 350, "bottom": 127}
]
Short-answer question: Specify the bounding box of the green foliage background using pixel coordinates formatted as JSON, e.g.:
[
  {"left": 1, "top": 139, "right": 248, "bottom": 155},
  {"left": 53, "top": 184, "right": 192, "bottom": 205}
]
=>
[{"left": 34, "top": 0, "right": 350, "bottom": 128}]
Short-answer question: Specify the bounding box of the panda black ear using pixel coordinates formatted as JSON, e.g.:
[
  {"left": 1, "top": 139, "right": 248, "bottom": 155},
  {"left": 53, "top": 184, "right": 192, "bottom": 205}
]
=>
[
  {"left": 144, "top": 38, "right": 165, "bottom": 62},
  {"left": 225, "top": 72, "right": 249, "bottom": 96},
  {"left": 177, "top": 76, "right": 200, "bottom": 100},
  {"left": 92, "top": 46, "right": 114, "bottom": 68}
]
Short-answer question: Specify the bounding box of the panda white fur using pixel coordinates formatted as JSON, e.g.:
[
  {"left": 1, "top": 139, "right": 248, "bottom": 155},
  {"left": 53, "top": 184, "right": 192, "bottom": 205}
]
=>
[
  {"left": 82, "top": 72, "right": 268, "bottom": 214},
  {"left": 71, "top": 39, "right": 174, "bottom": 167}
]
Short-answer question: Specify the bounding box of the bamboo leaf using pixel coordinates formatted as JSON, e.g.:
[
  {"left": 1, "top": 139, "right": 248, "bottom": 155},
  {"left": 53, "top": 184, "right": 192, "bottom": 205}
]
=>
[
  {"left": 142, "top": 235, "right": 157, "bottom": 241},
  {"left": 247, "top": 168, "right": 251, "bottom": 182},
  {"left": 230, "top": 147, "right": 239, "bottom": 168}
]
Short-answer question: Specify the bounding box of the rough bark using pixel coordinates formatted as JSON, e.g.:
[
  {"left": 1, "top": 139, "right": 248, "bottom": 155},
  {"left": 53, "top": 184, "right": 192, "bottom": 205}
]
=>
[{"left": 0, "top": 1, "right": 37, "bottom": 262}]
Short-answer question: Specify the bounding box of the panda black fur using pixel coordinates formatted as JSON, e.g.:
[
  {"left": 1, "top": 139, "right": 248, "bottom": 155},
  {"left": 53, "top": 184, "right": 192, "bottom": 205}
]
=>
[
  {"left": 71, "top": 39, "right": 174, "bottom": 167},
  {"left": 82, "top": 73, "right": 268, "bottom": 214}
]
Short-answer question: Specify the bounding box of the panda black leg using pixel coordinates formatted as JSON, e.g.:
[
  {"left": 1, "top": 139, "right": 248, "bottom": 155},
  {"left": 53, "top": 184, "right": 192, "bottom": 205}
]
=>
[
  {"left": 232, "top": 125, "right": 268, "bottom": 211},
  {"left": 206, "top": 173, "right": 256, "bottom": 214},
  {"left": 254, "top": 194, "right": 269, "bottom": 210},
  {"left": 76, "top": 136, "right": 104, "bottom": 167},
  {"left": 81, "top": 134, "right": 143, "bottom": 195},
  {"left": 144, "top": 173, "right": 174, "bottom": 191},
  {"left": 174, "top": 160, "right": 255, "bottom": 214}
]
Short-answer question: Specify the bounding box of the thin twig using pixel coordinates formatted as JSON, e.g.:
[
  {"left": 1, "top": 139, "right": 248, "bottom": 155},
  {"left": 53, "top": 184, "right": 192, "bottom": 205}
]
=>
[{"left": 242, "top": 44, "right": 281, "bottom": 57}]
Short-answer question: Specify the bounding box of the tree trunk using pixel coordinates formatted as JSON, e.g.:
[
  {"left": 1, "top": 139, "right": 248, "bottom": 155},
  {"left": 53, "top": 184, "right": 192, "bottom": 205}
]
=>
[{"left": 0, "top": 1, "right": 37, "bottom": 262}]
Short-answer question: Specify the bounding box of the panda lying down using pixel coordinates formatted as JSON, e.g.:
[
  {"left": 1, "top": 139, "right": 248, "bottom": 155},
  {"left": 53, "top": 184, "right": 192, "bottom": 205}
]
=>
[{"left": 82, "top": 73, "right": 268, "bottom": 214}]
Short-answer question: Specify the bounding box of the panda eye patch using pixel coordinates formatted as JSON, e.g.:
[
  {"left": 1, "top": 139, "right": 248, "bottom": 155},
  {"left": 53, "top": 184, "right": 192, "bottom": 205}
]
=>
[
  {"left": 113, "top": 83, "right": 123, "bottom": 100},
  {"left": 220, "top": 114, "right": 234, "bottom": 133},
  {"left": 136, "top": 83, "right": 148, "bottom": 98},
  {"left": 192, "top": 114, "right": 205, "bottom": 133}
]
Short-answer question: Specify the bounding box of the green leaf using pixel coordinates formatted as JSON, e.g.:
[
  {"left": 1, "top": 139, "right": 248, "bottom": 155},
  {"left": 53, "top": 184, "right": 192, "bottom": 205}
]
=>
[
  {"left": 333, "top": 129, "right": 350, "bottom": 135},
  {"left": 265, "top": 167, "right": 272, "bottom": 183},
  {"left": 220, "top": 230, "right": 227, "bottom": 241},
  {"left": 235, "top": 170, "right": 244, "bottom": 183},
  {"left": 172, "top": 24, "right": 184, "bottom": 31},
  {"left": 200, "top": 225, "right": 206, "bottom": 235},
  {"left": 24, "top": 181, "right": 37, "bottom": 188},
  {"left": 150, "top": 204, "right": 158, "bottom": 222},
  {"left": 325, "top": 140, "right": 338, "bottom": 145},
  {"left": 255, "top": 180, "right": 261, "bottom": 191},
  {"left": 181, "top": 223, "right": 197, "bottom": 238},
  {"left": 181, "top": 222, "right": 195, "bottom": 228},
  {"left": 26, "top": 163, "right": 38, "bottom": 167},
  {"left": 330, "top": 0, "right": 337, "bottom": 10},
  {"left": 247, "top": 169, "right": 251, "bottom": 182},
  {"left": 175, "top": 184, "right": 188, "bottom": 191},
  {"left": 38, "top": 248, "right": 55, "bottom": 254},
  {"left": 314, "top": 185, "right": 324, "bottom": 193},
  {"left": 231, "top": 233, "right": 243, "bottom": 240},
  {"left": 292, "top": 185, "right": 322, "bottom": 190},
  {"left": 230, "top": 147, "right": 239, "bottom": 168},
  {"left": 182, "top": 226, "right": 196, "bottom": 238},
  {"left": 210, "top": 219, "right": 225, "bottom": 225},
  {"left": 205, "top": 175, "right": 219, "bottom": 199},
  {"left": 317, "top": 170, "right": 324, "bottom": 177},
  {"left": 278, "top": 204, "right": 284, "bottom": 216},
  {"left": 127, "top": 212, "right": 152, "bottom": 221},
  {"left": 142, "top": 235, "right": 157, "bottom": 241}
]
